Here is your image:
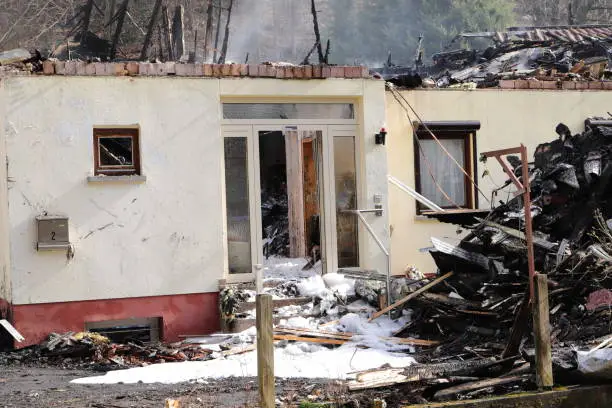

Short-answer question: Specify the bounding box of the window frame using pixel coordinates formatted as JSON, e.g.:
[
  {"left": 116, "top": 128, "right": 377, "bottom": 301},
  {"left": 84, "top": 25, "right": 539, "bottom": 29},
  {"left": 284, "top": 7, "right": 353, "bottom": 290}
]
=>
[
  {"left": 93, "top": 128, "right": 141, "bottom": 176},
  {"left": 413, "top": 122, "right": 479, "bottom": 215}
]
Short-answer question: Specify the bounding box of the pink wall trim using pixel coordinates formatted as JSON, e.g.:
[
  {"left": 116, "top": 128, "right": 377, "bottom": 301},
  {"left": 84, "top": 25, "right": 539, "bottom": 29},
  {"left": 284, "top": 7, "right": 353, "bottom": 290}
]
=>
[{"left": 12, "top": 292, "right": 220, "bottom": 348}]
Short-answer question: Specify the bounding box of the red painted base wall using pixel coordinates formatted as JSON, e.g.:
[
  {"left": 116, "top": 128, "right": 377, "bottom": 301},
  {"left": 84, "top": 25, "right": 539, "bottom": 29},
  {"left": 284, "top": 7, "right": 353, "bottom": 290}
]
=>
[{"left": 12, "top": 292, "right": 220, "bottom": 348}]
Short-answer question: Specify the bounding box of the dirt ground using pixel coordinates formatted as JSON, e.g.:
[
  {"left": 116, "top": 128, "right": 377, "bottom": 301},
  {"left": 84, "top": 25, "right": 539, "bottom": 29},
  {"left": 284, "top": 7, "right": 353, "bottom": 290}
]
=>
[
  {"left": 0, "top": 365, "right": 319, "bottom": 408},
  {"left": 1, "top": 363, "right": 405, "bottom": 408}
]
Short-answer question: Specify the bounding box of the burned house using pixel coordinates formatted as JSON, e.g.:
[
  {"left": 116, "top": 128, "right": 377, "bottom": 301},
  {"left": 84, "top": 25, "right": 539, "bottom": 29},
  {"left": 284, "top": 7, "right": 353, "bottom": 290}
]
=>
[{"left": 0, "top": 62, "right": 389, "bottom": 347}]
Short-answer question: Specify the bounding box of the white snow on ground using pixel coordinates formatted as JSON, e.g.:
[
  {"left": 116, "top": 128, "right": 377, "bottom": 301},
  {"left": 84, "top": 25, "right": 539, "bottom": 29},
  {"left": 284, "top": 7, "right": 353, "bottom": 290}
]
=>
[
  {"left": 71, "top": 344, "right": 414, "bottom": 384},
  {"left": 71, "top": 314, "right": 415, "bottom": 385}
]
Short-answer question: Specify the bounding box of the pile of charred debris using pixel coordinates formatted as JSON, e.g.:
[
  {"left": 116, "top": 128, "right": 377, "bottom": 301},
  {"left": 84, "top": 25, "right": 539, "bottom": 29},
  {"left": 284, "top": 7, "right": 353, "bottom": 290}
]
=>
[
  {"left": 0, "top": 331, "right": 217, "bottom": 370},
  {"left": 347, "top": 117, "right": 612, "bottom": 402},
  {"left": 376, "top": 24, "right": 612, "bottom": 89}
]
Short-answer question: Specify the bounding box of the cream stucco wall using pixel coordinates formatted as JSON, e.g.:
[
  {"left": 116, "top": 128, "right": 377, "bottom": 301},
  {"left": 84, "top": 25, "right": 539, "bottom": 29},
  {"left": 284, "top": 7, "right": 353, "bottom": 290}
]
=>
[
  {"left": 0, "top": 78, "right": 10, "bottom": 303},
  {"left": 387, "top": 89, "right": 612, "bottom": 274},
  {"left": 3, "top": 76, "right": 387, "bottom": 305}
]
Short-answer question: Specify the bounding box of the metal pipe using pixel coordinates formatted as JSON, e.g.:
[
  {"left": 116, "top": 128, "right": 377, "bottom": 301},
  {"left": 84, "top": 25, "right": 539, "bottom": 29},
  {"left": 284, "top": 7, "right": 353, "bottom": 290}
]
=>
[
  {"left": 355, "top": 208, "right": 384, "bottom": 214},
  {"left": 388, "top": 175, "right": 444, "bottom": 212},
  {"left": 520, "top": 145, "right": 536, "bottom": 301},
  {"left": 345, "top": 210, "right": 391, "bottom": 316}
]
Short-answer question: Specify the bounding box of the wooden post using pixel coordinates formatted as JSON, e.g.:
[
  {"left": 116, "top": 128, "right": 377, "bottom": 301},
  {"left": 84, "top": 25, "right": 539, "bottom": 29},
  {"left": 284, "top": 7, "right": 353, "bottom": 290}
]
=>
[
  {"left": 533, "top": 273, "right": 553, "bottom": 389},
  {"left": 256, "top": 294, "right": 274, "bottom": 408}
]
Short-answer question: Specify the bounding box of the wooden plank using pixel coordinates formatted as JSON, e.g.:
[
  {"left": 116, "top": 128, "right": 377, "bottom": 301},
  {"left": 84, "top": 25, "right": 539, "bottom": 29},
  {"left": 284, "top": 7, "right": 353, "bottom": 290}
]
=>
[
  {"left": 348, "top": 368, "right": 409, "bottom": 390},
  {"left": 420, "top": 292, "right": 482, "bottom": 309},
  {"left": 369, "top": 272, "right": 454, "bottom": 321},
  {"left": 273, "top": 334, "right": 346, "bottom": 345},
  {"left": 256, "top": 294, "right": 274, "bottom": 408},
  {"left": 110, "top": 0, "right": 129, "bottom": 60},
  {"left": 318, "top": 319, "right": 339, "bottom": 328},
  {"left": 274, "top": 327, "right": 353, "bottom": 340},
  {"left": 433, "top": 375, "right": 527, "bottom": 401},
  {"left": 502, "top": 288, "right": 531, "bottom": 359},
  {"left": 222, "top": 344, "right": 256, "bottom": 357},
  {"left": 0, "top": 319, "right": 24, "bottom": 342},
  {"left": 285, "top": 129, "right": 306, "bottom": 257},
  {"left": 382, "top": 337, "right": 440, "bottom": 346},
  {"left": 533, "top": 273, "right": 553, "bottom": 389}
]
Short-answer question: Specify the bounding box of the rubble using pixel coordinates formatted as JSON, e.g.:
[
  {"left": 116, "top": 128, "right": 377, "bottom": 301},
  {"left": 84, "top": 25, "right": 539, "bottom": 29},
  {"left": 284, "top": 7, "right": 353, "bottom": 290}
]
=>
[
  {"left": 0, "top": 331, "right": 212, "bottom": 369},
  {"left": 375, "top": 24, "right": 612, "bottom": 89}
]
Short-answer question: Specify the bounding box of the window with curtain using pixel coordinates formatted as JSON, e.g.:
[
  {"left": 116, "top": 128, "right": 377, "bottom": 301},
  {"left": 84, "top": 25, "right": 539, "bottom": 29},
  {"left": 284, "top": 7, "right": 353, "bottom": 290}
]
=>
[{"left": 413, "top": 122, "right": 479, "bottom": 214}]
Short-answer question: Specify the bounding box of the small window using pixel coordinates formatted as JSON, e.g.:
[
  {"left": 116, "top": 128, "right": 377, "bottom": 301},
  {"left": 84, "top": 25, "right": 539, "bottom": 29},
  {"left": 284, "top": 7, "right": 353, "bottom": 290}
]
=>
[
  {"left": 414, "top": 121, "right": 479, "bottom": 214},
  {"left": 93, "top": 128, "right": 140, "bottom": 176}
]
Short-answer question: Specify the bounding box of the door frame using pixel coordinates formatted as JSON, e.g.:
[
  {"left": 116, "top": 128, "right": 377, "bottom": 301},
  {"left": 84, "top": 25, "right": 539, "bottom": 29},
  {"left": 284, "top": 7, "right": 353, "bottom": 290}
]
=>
[{"left": 221, "top": 123, "right": 360, "bottom": 282}]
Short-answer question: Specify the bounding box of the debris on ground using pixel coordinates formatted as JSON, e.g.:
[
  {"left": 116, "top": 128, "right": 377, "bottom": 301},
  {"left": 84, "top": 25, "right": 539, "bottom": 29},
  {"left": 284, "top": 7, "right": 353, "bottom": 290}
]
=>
[
  {"left": 0, "top": 331, "right": 212, "bottom": 369},
  {"left": 375, "top": 24, "right": 612, "bottom": 89}
]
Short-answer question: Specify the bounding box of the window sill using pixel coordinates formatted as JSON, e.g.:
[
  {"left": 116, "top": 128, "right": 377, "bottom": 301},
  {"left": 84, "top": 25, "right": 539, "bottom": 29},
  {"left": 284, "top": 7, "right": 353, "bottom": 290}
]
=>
[{"left": 87, "top": 175, "right": 147, "bottom": 183}]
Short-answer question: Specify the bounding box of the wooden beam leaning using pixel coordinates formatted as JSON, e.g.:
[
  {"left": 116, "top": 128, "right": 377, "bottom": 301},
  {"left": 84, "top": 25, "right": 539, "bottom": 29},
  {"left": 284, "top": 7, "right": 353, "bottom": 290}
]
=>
[
  {"left": 369, "top": 272, "right": 454, "bottom": 321},
  {"left": 256, "top": 294, "right": 274, "bottom": 408}
]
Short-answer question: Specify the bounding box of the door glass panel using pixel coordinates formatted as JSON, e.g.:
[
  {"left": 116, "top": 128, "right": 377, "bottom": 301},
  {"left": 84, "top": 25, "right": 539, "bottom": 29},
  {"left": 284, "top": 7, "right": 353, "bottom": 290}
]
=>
[
  {"left": 224, "top": 137, "right": 251, "bottom": 274},
  {"left": 223, "top": 103, "right": 354, "bottom": 120},
  {"left": 258, "top": 130, "right": 289, "bottom": 260},
  {"left": 334, "top": 136, "right": 359, "bottom": 267}
]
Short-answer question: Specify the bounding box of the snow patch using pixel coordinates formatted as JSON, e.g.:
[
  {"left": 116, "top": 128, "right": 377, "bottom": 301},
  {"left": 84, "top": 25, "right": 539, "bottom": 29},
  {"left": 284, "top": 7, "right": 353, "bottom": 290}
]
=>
[{"left": 71, "top": 345, "right": 415, "bottom": 384}]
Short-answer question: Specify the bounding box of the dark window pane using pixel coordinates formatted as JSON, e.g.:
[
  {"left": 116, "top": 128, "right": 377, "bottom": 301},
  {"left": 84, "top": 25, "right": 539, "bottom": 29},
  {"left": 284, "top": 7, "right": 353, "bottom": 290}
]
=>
[{"left": 99, "top": 137, "right": 134, "bottom": 166}]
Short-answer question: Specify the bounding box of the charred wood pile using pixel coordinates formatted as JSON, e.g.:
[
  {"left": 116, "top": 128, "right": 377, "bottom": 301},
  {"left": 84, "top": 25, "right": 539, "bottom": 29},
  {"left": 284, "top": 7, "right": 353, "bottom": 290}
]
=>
[
  {"left": 0, "top": 331, "right": 213, "bottom": 369},
  {"left": 350, "top": 117, "right": 612, "bottom": 401}
]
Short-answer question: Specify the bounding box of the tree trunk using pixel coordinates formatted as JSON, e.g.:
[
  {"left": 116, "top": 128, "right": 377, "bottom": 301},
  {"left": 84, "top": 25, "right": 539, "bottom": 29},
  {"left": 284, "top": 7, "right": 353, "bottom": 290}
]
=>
[
  {"left": 203, "top": 0, "right": 214, "bottom": 61},
  {"left": 110, "top": 0, "right": 129, "bottom": 60},
  {"left": 172, "top": 5, "right": 185, "bottom": 60},
  {"left": 80, "top": 0, "right": 95, "bottom": 43},
  {"left": 139, "top": 0, "right": 163, "bottom": 61},
  {"left": 213, "top": 1, "right": 223, "bottom": 63},
  {"left": 310, "top": 0, "right": 325, "bottom": 64},
  {"left": 218, "top": 0, "right": 233, "bottom": 64},
  {"left": 162, "top": 6, "right": 174, "bottom": 60}
]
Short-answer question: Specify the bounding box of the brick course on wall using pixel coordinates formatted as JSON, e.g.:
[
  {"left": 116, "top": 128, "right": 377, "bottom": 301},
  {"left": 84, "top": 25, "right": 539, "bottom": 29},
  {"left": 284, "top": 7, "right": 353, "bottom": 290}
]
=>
[
  {"left": 38, "top": 60, "right": 370, "bottom": 79},
  {"left": 499, "top": 78, "right": 612, "bottom": 90}
]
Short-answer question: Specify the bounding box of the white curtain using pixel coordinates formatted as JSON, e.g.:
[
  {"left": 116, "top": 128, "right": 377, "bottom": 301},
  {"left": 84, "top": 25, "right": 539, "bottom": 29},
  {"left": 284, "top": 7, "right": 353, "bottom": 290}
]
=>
[{"left": 418, "top": 139, "right": 466, "bottom": 207}]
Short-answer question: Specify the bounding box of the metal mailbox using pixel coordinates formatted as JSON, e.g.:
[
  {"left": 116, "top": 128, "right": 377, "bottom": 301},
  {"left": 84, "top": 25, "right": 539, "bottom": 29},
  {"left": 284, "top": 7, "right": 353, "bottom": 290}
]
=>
[{"left": 36, "top": 215, "right": 70, "bottom": 251}]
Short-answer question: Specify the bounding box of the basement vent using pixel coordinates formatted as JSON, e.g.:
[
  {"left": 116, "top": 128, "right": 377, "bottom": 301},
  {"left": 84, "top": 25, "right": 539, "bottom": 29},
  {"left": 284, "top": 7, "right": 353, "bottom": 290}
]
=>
[{"left": 85, "top": 317, "right": 161, "bottom": 344}]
